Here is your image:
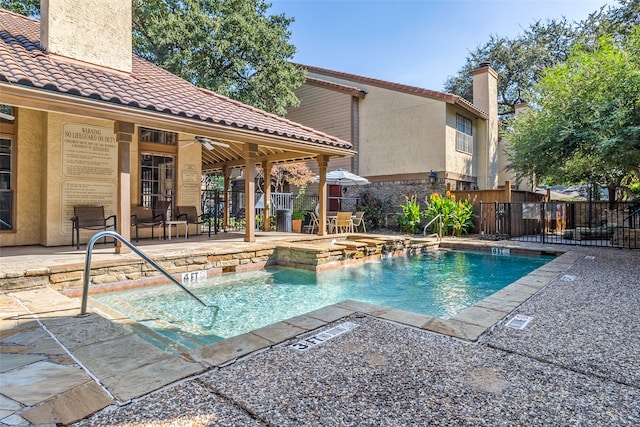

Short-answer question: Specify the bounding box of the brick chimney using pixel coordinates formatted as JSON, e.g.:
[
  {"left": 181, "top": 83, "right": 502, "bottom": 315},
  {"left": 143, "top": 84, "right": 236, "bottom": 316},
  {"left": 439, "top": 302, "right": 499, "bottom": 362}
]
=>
[
  {"left": 472, "top": 62, "right": 499, "bottom": 189},
  {"left": 40, "top": 0, "right": 132, "bottom": 73}
]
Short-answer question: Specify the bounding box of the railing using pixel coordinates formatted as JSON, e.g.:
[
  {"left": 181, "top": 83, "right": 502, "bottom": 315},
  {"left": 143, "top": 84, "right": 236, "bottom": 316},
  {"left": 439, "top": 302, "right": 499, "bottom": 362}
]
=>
[
  {"left": 78, "top": 231, "right": 216, "bottom": 316},
  {"left": 423, "top": 214, "right": 443, "bottom": 240}
]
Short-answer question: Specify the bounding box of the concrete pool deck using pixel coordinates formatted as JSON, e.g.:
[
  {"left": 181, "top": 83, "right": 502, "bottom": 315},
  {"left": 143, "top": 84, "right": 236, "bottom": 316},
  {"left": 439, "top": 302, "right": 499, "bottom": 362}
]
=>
[{"left": 1, "top": 237, "right": 639, "bottom": 425}]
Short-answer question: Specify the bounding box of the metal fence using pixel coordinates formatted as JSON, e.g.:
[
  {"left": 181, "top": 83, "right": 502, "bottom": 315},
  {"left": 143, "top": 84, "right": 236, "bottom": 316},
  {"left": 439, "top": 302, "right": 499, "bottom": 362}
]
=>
[
  {"left": 479, "top": 201, "right": 640, "bottom": 249},
  {"left": 200, "top": 190, "right": 321, "bottom": 233}
]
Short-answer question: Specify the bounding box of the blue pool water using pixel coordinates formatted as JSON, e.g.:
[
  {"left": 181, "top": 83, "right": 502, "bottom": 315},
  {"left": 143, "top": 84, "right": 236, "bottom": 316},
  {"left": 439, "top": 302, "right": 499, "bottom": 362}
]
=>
[{"left": 91, "top": 250, "right": 552, "bottom": 350}]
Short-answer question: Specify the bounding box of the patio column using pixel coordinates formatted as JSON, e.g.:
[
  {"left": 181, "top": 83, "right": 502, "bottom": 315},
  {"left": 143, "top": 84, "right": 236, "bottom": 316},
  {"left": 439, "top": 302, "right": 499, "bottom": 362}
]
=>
[
  {"left": 114, "top": 121, "right": 134, "bottom": 253},
  {"left": 317, "top": 155, "right": 328, "bottom": 236},
  {"left": 244, "top": 143, "right": 258, "bottom": 242},
  {"left": 262, "top": 160, "right": 272, "bottom": 231},
  {"left": 222, "top": 166, "right": 231, "bottom": 231}
]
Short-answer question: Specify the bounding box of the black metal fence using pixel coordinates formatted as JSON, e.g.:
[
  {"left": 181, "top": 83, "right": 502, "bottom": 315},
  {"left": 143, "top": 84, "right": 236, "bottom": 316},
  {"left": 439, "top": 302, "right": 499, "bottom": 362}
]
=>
[
  {"left": 479, "top": 201, "right": 640, "bottom": 249},
  {"left": 200, "top": 190, "right": 322, "bottom": 233}
]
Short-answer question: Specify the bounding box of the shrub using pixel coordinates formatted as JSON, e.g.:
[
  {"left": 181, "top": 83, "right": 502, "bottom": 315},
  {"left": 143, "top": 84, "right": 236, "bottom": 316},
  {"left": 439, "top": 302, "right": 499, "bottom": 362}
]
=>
[
  {"left": 397, "top": 195, "right": 424, "bottom": 234},
  {"left": 424, "top": 192, "right": 475, "bottom": 236},
  {"left": 359, "top": 193, "right": 388, "bottom": 230}
]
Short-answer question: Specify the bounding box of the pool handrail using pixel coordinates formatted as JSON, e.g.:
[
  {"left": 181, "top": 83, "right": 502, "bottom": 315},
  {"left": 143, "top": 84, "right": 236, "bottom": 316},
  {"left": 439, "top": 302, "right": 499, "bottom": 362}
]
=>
[
  {"left": 78, "top": 230, "right": 213, "bottom": 316},
  {"left": 423, "top": 214, "right": 443, "bottom": 240}
]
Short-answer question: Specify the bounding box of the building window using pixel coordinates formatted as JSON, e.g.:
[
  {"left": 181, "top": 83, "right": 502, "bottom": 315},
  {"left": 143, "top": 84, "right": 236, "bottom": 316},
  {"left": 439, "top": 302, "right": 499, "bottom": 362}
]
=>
[
  {"left": 139, "top": 127, "right": 177, "bottom": 145},
  {"left": 0, "top": 105, "right": 14, "bottom": 230},
  {"left": 456, "top": 114, "right": 473, "bottom": 154},
  {"left": 140, "top": 153, "right": 175, "bottom": 216}
]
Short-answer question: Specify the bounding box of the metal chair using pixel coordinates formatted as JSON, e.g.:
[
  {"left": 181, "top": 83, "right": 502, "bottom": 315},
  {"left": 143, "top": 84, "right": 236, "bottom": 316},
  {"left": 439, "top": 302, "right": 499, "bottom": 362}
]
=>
[
  {"left": 131, "top": 206, "right": 166, "bottom": 241},
  {"left": 176, "top": 206, "right": 211, "bottom": 237},
  {"left": 335, "top": 211, "right": 354, "bottom": 233},
  {"left": 351, "top": 211, "right": 366, "bottom": 232},
  {"left": 71, "top": 206, "right": 116, "bottom": 249}
]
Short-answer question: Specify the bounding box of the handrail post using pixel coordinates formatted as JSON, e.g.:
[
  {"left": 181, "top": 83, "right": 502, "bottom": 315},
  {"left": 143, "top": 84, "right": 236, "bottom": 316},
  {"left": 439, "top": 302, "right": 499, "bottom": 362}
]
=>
[{"left": 78, "top": 230, "right": 214, "bottom": 317}]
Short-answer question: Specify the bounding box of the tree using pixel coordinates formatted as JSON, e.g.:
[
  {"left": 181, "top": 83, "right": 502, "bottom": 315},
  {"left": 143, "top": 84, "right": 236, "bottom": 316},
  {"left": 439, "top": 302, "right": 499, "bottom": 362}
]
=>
[
  {"left": 505, "top": 28, "right": 640, "bottom": 203},
  {"left": 0, "top": 0, "right": 304, "bottom": 116},
  {"left": 256, "top": 162, "right": 315, "bottom": 193},
  {"left": 443, "top": 19, "right": 579, "bottom": 119},
  {"left": 443, "top": 0, "right": 640, "bottom": 120},
  {"left": 0, "top": 0, "right": 38, "bottom": 16}
]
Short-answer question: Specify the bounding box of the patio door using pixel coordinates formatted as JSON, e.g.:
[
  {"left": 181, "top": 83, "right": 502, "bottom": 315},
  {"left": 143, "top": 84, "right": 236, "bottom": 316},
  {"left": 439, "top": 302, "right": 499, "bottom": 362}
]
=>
[{"left": 140, "top": 153, "right": 175, "bottom": 218}]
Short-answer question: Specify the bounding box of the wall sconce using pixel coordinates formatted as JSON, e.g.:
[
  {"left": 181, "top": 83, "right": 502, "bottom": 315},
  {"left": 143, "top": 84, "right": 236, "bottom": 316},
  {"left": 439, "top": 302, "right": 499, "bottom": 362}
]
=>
[{"left": 429, "top": 170, "right": 437, "bottom": 186}]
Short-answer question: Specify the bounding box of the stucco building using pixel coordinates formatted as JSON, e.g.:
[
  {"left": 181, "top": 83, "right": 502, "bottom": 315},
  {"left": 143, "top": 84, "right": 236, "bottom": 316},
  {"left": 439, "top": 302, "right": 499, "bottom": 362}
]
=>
[
  {"left": 286, "top": 64, "right": 520, "bottom": 211},
  {"left": 0, "top": 1, "right": 355, "bottom": 248}
]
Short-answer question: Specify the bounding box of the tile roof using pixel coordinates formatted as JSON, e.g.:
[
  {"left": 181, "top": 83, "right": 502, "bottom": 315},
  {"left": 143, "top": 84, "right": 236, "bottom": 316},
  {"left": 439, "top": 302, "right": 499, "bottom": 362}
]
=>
[
  {"left": 0, "top": 9, "right": 352, "bottom": 151},
  {"left": 295, "top": 63, "right": 488, "bottom": 119}
]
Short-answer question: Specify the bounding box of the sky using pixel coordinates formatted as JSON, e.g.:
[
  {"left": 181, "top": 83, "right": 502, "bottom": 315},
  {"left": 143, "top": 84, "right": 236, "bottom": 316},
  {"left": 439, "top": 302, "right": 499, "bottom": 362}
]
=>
[{"left": 268, "top": 0, "right": 614, "bottom": 91}]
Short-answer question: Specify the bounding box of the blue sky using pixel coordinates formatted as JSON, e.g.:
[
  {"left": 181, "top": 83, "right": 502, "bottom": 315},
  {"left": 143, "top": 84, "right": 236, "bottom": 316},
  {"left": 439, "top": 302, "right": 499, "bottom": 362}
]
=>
[{"left": 269, "top": 0, "right": 613, "bottom": 91}]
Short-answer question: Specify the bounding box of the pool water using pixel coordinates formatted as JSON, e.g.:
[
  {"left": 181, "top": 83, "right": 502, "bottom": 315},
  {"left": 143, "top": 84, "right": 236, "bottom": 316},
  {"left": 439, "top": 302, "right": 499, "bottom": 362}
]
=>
[{"left": 90, "top": 250, "right": 552, "bottom": 351}]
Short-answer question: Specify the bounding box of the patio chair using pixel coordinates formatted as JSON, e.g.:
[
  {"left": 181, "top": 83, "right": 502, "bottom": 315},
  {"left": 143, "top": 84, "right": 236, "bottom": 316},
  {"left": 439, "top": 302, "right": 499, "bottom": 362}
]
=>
[
  {"left": 303, "top": 211, "right": 320, "bottom": 234},
  {"left": 352, "top": 211, "right": 366, "bottom": 232},
  {"left": 131, "top": 206, "right": 166, "bottom": 242},
  {"left": 176, "top": 205, "right": 212, "bottom": 237},
  {"left": 335, "top": 211, "right": 354, "bottom": 233},
  {"left": 153, "top": 200, "right": 172, "bottom": 221},
  {"left": 71, "top": 206, "right": 117, "bottom": 249}
]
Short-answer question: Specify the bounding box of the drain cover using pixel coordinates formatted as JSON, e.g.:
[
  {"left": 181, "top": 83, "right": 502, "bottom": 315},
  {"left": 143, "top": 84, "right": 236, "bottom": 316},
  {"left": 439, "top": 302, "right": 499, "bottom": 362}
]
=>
[
  {"left": 561, "top": 274, "right": 577, "bottom": 281},
  {"left": 290, "top": 322, "right": 360, "bottom": 352},
  {"left": 505, "top": 314, "right": 533, "bottom": 330},
  {"left": 585, "top": 256, "right": 595, "bottom": 260}
]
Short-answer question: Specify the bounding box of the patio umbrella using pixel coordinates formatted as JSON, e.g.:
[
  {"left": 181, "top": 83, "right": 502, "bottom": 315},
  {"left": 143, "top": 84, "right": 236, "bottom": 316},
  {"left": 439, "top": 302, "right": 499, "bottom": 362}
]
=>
[{"left": 323, "top": 169, "right": 371, "bottom": 186}]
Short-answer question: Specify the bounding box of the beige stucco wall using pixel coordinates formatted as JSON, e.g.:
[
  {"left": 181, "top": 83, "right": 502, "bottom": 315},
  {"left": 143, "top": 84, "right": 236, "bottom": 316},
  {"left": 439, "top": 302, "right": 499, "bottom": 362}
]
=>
[
  {"left": 444, "top": 105, "right": 477, "bottom": 185},
  {"left": 0, "top": 108, "right": 210, "bottom": 246},
  {"left": 472, "top": 66, "right": 499, "bottom": 189},
  {"left": 41, "top": 0, "right": 132, "bottom": 73},
  {"left": 358, "top": 85, "right": 447, "bottom": 177},
  {"left": 44, "top": 114, "right": 118, "bottom": 246},
  {"left": 0, "top": 109, "right": 45, "bottom": 247}
]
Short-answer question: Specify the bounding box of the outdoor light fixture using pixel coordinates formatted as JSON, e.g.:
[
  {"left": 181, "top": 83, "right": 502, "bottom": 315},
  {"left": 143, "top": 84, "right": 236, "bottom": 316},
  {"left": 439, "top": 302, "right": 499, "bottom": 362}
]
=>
[{"left": 429, "top": 170, "right": 437, "bottom": 186}]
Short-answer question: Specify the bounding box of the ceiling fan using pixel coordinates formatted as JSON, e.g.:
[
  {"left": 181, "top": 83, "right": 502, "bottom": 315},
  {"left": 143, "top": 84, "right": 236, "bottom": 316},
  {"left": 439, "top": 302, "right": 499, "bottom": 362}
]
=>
[
  {"left": 181, "top": 136, "right": 230, "bottom": 150},
  {"left": 0, "top": 112, "right": 15, "bottom": 121}
]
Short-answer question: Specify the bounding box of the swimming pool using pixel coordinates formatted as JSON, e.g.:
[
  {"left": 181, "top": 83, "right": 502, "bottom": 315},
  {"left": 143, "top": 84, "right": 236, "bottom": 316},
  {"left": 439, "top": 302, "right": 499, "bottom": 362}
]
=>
[{"left": 90, "top": 250, "right": 552, "bottom": 351}]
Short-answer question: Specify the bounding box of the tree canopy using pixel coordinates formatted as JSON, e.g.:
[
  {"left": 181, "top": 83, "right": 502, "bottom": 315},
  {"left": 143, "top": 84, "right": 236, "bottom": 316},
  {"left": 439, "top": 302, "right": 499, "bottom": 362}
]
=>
[
  {"left": 505, "top": 28, "right": 640, "bottom": 200},
  {"left": 0, "top": 0, "right": 304, "bottom": 116},
  {"left": 444, "top": 0, "right": 640, "bottom": 120}
]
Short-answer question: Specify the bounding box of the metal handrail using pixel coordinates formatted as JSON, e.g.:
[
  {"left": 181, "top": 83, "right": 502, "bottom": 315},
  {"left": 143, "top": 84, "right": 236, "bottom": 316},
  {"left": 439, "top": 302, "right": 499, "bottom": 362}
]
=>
[
  {"left": 423, "top": 214, "right": 444, "bottom": 240},
  {"left": 78, "top": 230, "right": 215, "bottom": 316}
]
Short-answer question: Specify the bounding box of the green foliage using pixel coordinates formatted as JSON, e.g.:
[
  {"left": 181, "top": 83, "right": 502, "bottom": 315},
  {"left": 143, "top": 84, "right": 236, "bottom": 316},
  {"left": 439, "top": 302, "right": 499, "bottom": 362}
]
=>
[
  {"left": 443, "top": 1, "right": 640, "bottom": 120},
  {"left": 0, "top": 0, "right": 39, "bottom": 17},
  {"left": 397, "top": 195, "right": 423, "bottom": 234},
  {"left": 132, "top": 0, "right": 304, "bottom": 116},
  {"left": 291, "top": 185, "right": 307, "bottom": 221},
  {"left": 0, "top": 0, "right": 304, "bottom": 116},
  {"left": 506, "top": 28, "right": 640, "bottom": 200},
  {"left": 424, "top": 193, "right": 475, "bottom": 237},
  {"left": 358, "top": 193, "right": 388, "bottom": 231}
]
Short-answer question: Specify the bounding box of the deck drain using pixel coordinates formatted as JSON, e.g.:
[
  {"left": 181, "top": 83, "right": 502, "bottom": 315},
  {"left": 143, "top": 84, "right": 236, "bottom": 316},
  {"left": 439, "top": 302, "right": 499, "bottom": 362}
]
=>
[
  {"left": 505, "top": 314, "right": 533, "bottom": 330},
  {"left": 290, "top": 322, "right": 360, "bottom": 352},
  {"left": 561, "top": 274, "right": 577, "bottom": 281},
  {"left": 585, "top": 256, "right": 595, "bottom": 260}
]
